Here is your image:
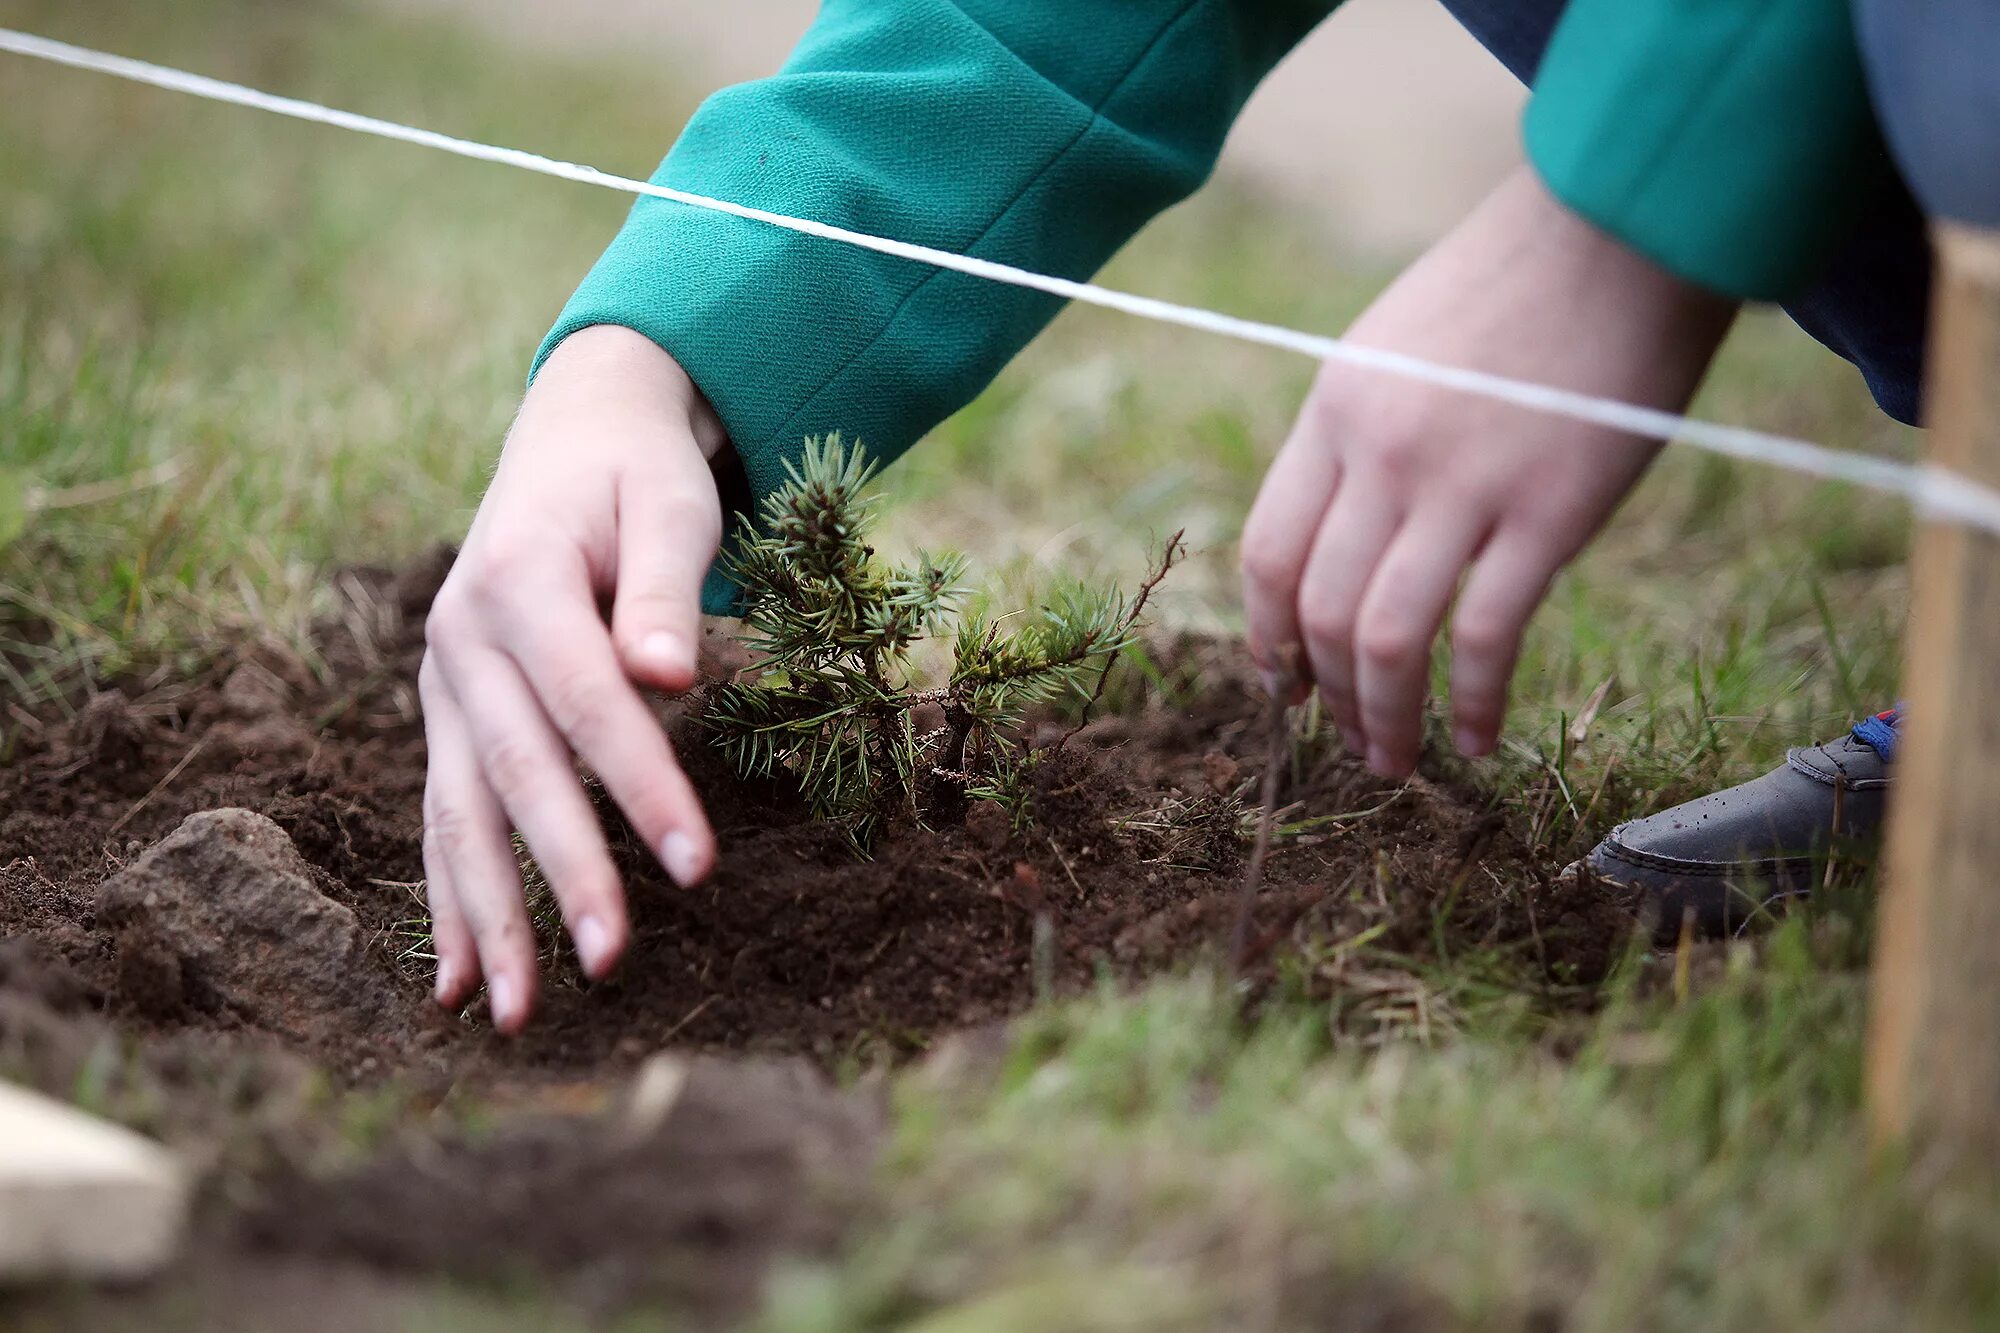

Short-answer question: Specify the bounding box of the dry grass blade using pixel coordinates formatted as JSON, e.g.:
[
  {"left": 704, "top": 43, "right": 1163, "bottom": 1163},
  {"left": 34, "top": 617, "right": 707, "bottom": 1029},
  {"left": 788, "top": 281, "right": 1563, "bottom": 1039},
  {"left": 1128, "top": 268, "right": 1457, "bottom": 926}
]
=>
[
  {"left": 26, "top": 457, "right": 189, "bottom": 513},
  {"left": 105, "top": 734, "right": 211, "bottom": 838},
  {"left": 1567, "top": 675, "right": 1615, "bottom": 746},
  {"left": 1228, "top": 650, "right": 1298, "bottom": 979}
]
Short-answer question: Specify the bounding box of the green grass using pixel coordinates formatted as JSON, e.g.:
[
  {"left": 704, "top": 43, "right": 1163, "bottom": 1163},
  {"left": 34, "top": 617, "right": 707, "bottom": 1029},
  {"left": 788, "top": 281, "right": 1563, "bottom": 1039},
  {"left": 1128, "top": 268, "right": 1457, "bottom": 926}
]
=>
[
  {"left": 0, "top": 0, "right": 698, "bottom": 704},
  {"left": 762, "top": 928, "right": 2000, "bottom": 1332},
  {"left": 2, "top": 0, "right": 1984, "bottom": 1328}
]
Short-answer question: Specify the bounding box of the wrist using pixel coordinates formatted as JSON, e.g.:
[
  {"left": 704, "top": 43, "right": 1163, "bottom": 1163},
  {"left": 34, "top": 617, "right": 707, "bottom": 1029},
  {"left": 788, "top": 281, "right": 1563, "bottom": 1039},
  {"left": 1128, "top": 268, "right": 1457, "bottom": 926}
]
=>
[
  {"left": 1518, "top": 167, "right": 1739, "bottom": 349},
  {"left": 539, "top": 325, "right": 730, "bottom": 463},
  {"left": 1426, "top": 168, "right": 1739, "bottom": 411}
]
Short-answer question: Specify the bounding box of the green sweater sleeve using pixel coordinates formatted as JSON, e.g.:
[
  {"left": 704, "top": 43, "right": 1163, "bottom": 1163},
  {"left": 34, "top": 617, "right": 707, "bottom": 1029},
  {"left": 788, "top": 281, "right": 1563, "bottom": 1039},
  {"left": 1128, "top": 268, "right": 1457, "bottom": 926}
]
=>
[
  {"left": 535, "top": 0, "right": 1331, "bottom": 613},
  {"left": 1524, "top": 0, "right": 1884, "bottom": 301}
]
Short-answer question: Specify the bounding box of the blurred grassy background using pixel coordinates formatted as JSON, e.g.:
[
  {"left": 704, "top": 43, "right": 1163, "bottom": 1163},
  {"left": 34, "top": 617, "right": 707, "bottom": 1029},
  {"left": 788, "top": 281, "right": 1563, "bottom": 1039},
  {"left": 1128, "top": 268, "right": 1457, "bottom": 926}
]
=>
[{"left": 3, "top": 2, "right": 1986, "bottom": 1328}]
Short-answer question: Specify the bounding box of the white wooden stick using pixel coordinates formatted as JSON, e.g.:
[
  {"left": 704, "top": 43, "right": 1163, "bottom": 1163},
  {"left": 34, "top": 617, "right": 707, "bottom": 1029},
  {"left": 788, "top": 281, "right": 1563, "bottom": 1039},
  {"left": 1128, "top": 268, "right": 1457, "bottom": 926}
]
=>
[{"left": 0, "top": 1081, "right": 189, "bottom": 1283}]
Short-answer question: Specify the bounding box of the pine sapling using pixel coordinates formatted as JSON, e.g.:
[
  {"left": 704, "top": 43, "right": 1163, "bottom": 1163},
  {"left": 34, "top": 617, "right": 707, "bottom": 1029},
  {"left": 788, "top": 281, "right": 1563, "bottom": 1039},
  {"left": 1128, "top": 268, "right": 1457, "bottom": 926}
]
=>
[{"left": 706, "top": 435, "right": 1180, "bottom": 849}]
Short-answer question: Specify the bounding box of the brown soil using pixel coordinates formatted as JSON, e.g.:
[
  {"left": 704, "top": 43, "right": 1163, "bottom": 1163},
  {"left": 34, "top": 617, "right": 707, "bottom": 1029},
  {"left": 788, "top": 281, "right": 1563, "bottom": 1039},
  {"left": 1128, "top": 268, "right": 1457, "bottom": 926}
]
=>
[{"left": 0, "top": 549, "right": 1632, "bottom": 1328}]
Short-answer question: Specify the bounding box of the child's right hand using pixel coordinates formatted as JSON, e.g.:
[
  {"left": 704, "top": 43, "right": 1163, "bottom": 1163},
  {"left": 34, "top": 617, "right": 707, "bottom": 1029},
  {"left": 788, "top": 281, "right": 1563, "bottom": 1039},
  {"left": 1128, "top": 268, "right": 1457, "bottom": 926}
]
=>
[
  {"left": 1239, "top": 168, "right": 1737, "bottom": 780},
  {"left": 418, "top": 325, "right": 724, "bottom": 1033}
]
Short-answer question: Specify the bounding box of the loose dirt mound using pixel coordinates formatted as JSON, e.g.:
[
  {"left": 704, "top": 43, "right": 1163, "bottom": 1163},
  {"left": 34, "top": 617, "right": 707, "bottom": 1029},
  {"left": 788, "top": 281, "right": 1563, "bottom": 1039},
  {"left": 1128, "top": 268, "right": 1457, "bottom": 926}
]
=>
[
  {"left": 252, "top": 1054, "right": 879, "bottom": 1319},
  {"left": 0, "top": 548, "right": 1632, "bottom": 1323}
]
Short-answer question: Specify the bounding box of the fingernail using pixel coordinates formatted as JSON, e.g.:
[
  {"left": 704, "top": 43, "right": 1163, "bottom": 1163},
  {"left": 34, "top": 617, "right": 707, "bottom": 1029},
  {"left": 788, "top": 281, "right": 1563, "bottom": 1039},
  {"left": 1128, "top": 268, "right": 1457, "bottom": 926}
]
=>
[
  {"left": 1455, "top": 726, "right": 1488, "bottom": 758},
  {"left": 575, "top": 915, "right": 615, "bottom": 977},
  {"left": 488, "top": 974, "right": 518, "bottom": 1029},
  {"left": 434, "top": 957, "right": 457, "bottom": 1005},
  {"left": 1339, "top": 728, "right": 1365, "bottom": 755},
  {"left": 661, "top": 831, "right": 702, "bottom": 887},
  {"left": 1258, "top": 668, "right": 1283, "bottom": 699},
  {"left": 639, "top": 631, "right": 689, "bottom": 679},
  {"left": 1366, "top": 744, "right": 1392, "bottom": 775}
]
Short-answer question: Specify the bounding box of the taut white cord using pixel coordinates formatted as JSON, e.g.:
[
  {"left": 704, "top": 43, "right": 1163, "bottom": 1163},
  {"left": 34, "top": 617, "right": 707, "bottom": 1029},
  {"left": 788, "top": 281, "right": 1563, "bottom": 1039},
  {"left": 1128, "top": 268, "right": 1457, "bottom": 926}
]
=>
[{"left": 5, "top": 27, "right": 1993, "bottom": 534}]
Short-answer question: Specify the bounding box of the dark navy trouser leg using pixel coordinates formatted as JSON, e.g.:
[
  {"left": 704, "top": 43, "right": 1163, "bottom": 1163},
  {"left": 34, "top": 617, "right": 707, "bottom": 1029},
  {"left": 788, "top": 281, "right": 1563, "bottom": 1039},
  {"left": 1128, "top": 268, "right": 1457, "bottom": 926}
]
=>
[
  {"left": 1434, "top": 0, "right": 1932, "bottom": 426},
  {"left": 1854, "top": 0, "right": 2000, "bottom": 231}
]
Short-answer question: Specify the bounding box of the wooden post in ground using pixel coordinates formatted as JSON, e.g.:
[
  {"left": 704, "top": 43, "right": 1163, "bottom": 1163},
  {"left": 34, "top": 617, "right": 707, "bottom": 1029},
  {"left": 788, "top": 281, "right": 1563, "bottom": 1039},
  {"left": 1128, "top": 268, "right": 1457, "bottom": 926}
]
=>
[
  {"left": 0, "top": 1081, "right": 189, "bottom": 1281},
  {"left": 1867, "top": 223, "right": 2000, "bottom": 1155}
]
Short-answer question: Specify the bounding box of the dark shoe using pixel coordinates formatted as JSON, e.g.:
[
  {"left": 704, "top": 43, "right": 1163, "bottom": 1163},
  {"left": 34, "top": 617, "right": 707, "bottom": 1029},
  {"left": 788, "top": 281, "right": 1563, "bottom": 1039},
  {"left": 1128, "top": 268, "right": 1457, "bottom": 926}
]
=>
[{"left": 1580, "top": 713, "right": 1896, "bottom": 943}]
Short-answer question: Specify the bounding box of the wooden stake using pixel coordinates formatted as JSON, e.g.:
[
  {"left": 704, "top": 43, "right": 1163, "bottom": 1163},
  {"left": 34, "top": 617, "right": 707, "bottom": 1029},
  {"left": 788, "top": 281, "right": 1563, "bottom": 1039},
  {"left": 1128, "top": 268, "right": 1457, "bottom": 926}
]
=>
[
  {"left": 1867, "top": 223, "right": 2000, "bottom": 1155},
  {"left": 0, "top": 1080, "right": 189, "bottom": 1281}
]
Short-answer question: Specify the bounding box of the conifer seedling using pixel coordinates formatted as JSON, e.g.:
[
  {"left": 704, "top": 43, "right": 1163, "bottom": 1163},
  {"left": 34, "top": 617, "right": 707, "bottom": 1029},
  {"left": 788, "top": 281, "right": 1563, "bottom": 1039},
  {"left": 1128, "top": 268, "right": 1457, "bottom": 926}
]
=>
[{"left": 707, "top": 435, "right": 1178, "bottom": 849}]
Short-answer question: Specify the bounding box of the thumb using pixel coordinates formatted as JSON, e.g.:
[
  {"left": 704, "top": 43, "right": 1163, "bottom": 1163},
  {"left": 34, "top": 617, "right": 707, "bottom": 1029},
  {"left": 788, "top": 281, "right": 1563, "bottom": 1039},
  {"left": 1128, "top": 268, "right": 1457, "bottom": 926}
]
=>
[{"left": 612, "top": 477, "right": 722, "bottom": 694}]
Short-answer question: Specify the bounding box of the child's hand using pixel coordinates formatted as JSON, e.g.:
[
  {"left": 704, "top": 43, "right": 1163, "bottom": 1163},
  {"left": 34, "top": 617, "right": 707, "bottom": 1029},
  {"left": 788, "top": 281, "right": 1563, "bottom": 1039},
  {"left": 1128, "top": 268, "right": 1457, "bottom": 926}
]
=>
[
  {"left": 1240, "top": 168, "right": 1737, "bottom": 778},
  {"left": 419, "top": 325, "right": 726, "bottom": 1032}
]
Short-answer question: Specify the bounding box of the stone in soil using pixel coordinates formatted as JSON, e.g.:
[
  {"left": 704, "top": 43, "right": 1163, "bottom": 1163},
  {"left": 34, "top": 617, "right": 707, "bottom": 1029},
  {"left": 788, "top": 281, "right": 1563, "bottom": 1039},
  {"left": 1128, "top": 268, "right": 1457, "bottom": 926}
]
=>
[{"left": 93, "top": 809, "right": 400, "bottom": 1051}]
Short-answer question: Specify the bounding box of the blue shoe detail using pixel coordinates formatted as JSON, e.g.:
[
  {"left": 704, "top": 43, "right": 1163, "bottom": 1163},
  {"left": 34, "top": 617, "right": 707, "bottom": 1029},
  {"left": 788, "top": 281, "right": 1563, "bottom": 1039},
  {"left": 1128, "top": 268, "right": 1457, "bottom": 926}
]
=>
[{"left": 1851, "top": 709, "right": 1900, "bottom": 763}]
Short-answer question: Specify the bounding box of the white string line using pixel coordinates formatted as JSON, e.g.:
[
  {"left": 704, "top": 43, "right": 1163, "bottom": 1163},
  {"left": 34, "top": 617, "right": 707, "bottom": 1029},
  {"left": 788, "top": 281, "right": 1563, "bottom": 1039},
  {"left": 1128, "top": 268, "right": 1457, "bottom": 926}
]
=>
[{"left": 7, "top": 25, "right": 1998, "bottom": 535}]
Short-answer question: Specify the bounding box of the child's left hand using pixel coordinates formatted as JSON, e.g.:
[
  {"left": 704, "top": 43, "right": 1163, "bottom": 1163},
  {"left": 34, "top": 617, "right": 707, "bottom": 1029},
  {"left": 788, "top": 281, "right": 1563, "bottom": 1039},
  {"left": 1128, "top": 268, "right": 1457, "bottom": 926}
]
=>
[{"left": 1238, "top": 168, "right": 1738, "bottom": 778}]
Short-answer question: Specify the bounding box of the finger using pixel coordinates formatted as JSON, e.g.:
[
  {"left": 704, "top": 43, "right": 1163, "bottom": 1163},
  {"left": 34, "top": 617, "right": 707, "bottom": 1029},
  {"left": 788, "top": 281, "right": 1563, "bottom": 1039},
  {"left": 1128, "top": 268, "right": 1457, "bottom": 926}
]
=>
[
  {"left": 436, "top": 638, "right": 635, "bottom": 978},
  {"left": 493, "top": 579, "right": 717, "bottom": 891},
  {"left": 1293, "top": 477, "right": 1402, "bottom": 751},
  {"left": 419, "top": 667, "right": 540, "bottom": 1033},
  {"left": 1352, "top": 510, "right": 1490, "bottom": 776},
  {"left": 1240, "top": 398, "right": 1345, "bottom": 701},
  {"left": 1449, "top": 530, "right": 1562, "bottom": 759},
  {"left": 421, "top": 846, "right": 478, "bottom": 1009},
  {"left": 612, "top": 479, "right": 722, "bottom": 694}
]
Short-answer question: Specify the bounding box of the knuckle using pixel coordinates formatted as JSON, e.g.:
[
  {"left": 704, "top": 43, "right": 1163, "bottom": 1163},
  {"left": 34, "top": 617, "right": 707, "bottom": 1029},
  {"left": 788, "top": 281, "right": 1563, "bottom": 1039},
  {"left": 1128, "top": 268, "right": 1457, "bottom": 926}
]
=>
[
  {"left": 1456, "top": 592, "right": 1512, "bottom": 656},
  {"left": 422, "top": 803, "right": 475, "bottom": 865},
  {"left": 1367, "top": 437, "right": 1424, "bottom": 490},
  {"left": 539, "top": 666, "right": 613, "bottom": 748},
  {"left": 480, "top": 737, "right": 545, "bottom": 804},
  {"left": 416, "top": 650, "right": 444, "bottom": 701},
  {"left": 656, "top": 495, "right": 723, "bottom": 551},
  {"left": 1340, "top": 405, "right": 1429, "bottom": 482},
  {"left": 1238, "top": 536, "right": 1296, "bottom": 595},
  {"left": 617, "top": 587, "right": 675, "bottom": 614},
  {"left": 1298, "top": 599, "right": 1354, "bottom": 654},
  {"left": 1453, "top": 611, "right": 1516, "bottom": 663},
  {"left": 1305, "top": 370, "right": 1359, "bottom": 433},
  {"left": 422, "top": 878, "right": 466, "bottom": 936},
  {"left": 475, "top": 912, "right": 534, "bottom": 959},
  {"left": 426, "top": 891, "right": 464, "bottom": 941},
  {"left": 463, "top": 538, "right": 542, "bottom": 605},
  {"left": 1356, "top": 615, "right": 1419, "bottom": 671},
  {"left": 482, "top": 534, "right": 542, "bottom": 581},
  {"left": 422, "top": 592, "right": 469, "bottom": 654}
]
